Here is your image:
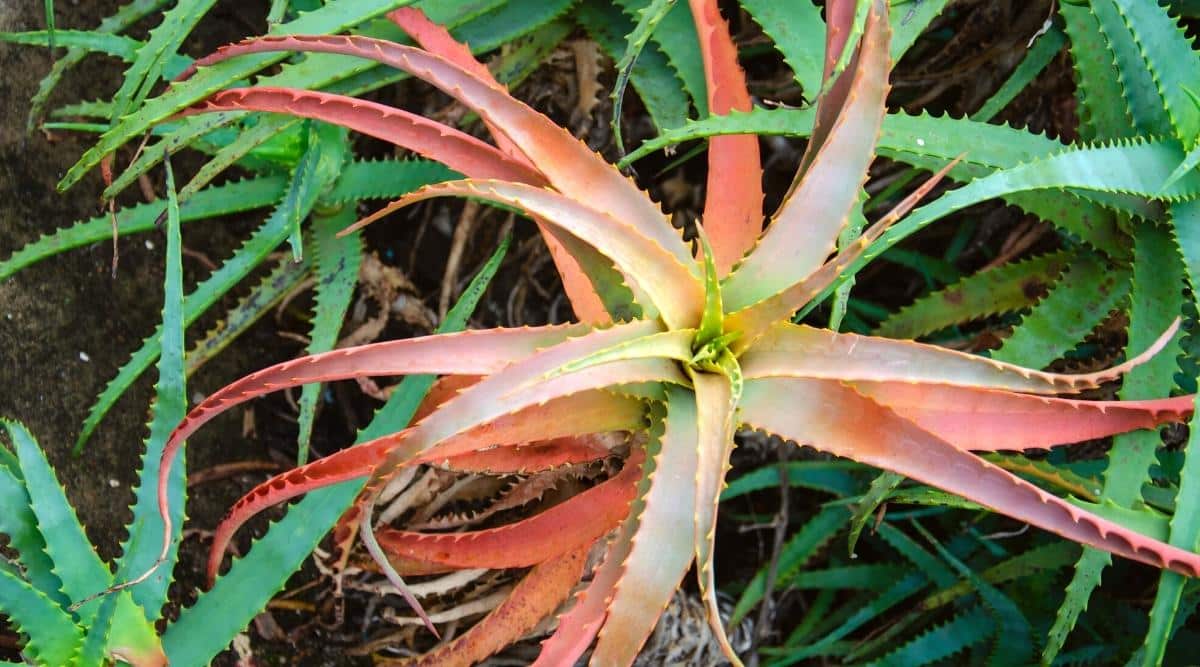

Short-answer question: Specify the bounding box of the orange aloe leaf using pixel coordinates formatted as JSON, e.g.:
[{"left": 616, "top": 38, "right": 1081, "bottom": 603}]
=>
[
  {"left": 740, "top": 377, "right": 1200, "bottom": 577},
  {"left": 590, "top": 385, "right": 700, "bottom": 666},
  {"left": 386, "top": 6, "right": 532, "bottom": 169},
  {"left": 722, "top": 0, "right": 890, "bottom": 311},
  {"left": 345, "top": 180, "right": 702, "bottom": 328},
  {"left": 378, "top": 450, "right": 643, "bottom": 569},
  {"left": 691, "top": 372, "right": 741, "bottom": 666},
  {"left": 383, "top": 6, "right": 610, "bottom": 325},
  {"left": 688, "top": 0, "right": 763, "bottom": 274},
  {"left": 738, "top": 320, "right": 1180, "bottom": 395},
  {"left": 205, "top": 390, "right": 645, "bottom": 582},
  {"left": 181, "top": 35, "right": 685, "bottom": 260},
  {"left": 853, "top": 382, "right": 1195, "bottom": 451},
  {"left": 181, "top": 88, "right": 546, "bottom": 185},
  {"left": 388, "top": 545, "right": 591, "bottom": 667}
]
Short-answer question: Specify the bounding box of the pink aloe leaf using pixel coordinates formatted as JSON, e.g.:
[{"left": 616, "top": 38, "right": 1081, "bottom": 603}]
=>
[
  {"left": 180, "top": 87, "right": 546, "bottom": 185},
  {"left": 386, "top": 6, "right": 532, "bottom": 169},
  {"left": 393, "top": 545, "right": 591, "bottom": 667},
  {"left": 688, "top": 0, "right": 763, "bottom": 274},
  {"left": 590, "top": 386, "right": 700, "bottom": 666},
  {"left": 726, "top": 157, "right": 960, "bottom": 346},
  {"left": 344, "top": 180, "right": 703, "bottom": 328},
  {"left": 205, "top": 390, "right": 645, "bottom": 583},
  {"left": 181, "top": 35, "right": 686, "bottom": 262},
  {"left": 740, "top": 377, "right": 1200, "bottom": 577},
  {"left": 738, "top": 320, "right": 1181, "bottom": 395},
  {"left": 722, "top": 0, "right": 890, "bottom": 311},
  {"left": 378, "top": 449, "right": 643, "bottom": 569},
  {"left": 853, "top": 382, "right": 1195, "bottom": 451},
  {"left": 691, "top": 372, "right": 741, "bottom": 666}
]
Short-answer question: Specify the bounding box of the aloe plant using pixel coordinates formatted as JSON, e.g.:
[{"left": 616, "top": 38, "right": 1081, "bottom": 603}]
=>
[
  {"left": 64, "top": 2, "right": 1200, "bottom": 665},
  {"left": 0, "top": 158, "right": 189, "bottom": 667}
]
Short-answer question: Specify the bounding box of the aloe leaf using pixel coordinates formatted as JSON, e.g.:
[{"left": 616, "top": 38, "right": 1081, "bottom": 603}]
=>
[
  {"left": 1088, "top": 0, "right": 1173, "bottom": 138},
  {"left": 59, "top": 0, "right": 419, "bottom": 192},
  {"left": 0, "top": 175, "right": 286, "bottom": 281},
  {"left": 108, "top": 0, "right": 218, "bottom": 123},
  {"left": 877, "top": 250, "right": 1072, "bottom": 340},
  {"left": 0, "top": 30, "right": 140, "bottom": 60},
  {"left": 627, "top": 0, "right": 705, "bottom": 116},
  {"left": 76, "top": 594, "right": 118, "bottom": 667},
  {"left": 721, "top": 461, "right": 861, "bottom": 500},
  {"left": 1144, "top": 200, "right": 1200, "bottom": 665},
  {"left": 112, "top": 155, "right": 188, "bottom": 620},
  {"left": 730, "top": 505, "right": 850, "bottom": 624},
  {"left": 0, "top": 462, "right": 65, "bottom": 607},
  {"left": 911, "top": 521, "right": 1032, "bottom": 666},
  {"left": 1093, "top": 0, "right": 1200, "bottom": 148},
  {"left": 160, "top": 221, "right": 507, "bottom": 667},
  {"left": 846, "top": 471, "right": 904, "bottom": 556},
  {"left": 1043, "top": 223, "right": 1185, "bottom": 665},
  {"left": 0, "top": 566, "right": 82, "bottom": 666},
  {"left": 970, "top": 27, "right": 1066, "bottom": 122},
  {"left": 779, "top": 564, "right": 903, "bottom": 593},
  {"left": 773, "top": 571, "right": 927, "bottom": 665},
  {"left": 297, "top": 207, "right": 362, "bottom": 464},
  {"left": 608, "top": 0, "right": 679, "bottom": 152},
  {"left": 737, "top": 0, "right": 825, "bottom": 95},
  {"left": 991, "top": 250, "right": 1131, "bottom": 369},
  {"left": 869, "top": 604, "right": 993, "bottom": 667},
  {"left": 186, "top": 254, "right": 311, "bottom": 375},
  {"left": 918, "top": 541, "right": 1081, "bottom": 613},
  {"left": 579, "top": 0, "right": 692, "bottom": 133},
  {"left": 25, "top": 0, "right": 171, "bottom": 132},
  {"left": 1060, "top": 1, "right": 1135, "bottom": 141}
]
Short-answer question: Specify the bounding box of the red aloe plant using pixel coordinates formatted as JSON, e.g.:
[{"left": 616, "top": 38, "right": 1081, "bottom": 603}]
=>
[{"left": 127, "top": 1, "right": 1200, "bottom": 664}]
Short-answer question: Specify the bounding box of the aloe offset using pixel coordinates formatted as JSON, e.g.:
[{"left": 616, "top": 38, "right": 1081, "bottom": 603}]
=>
[{"left": 84, "top": 3, "right": 1200, "bottom": 665}]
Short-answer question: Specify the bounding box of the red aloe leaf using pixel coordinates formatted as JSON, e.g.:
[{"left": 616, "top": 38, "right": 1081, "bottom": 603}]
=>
[
  {"left": 740, "top": 378, "right": 1200, "bottom": 577},
  {"left": 378, "top": 450, "right": 642, "bottom": 569},
  {"left": 739, "top": 320, "right": 1181, "bottom": 395},
  {"left": 181, "top": 87, "right": 546, "bottom": 185},
  {"left": 386, "top": 6, "right": 532, "bottom": 169},
  {"left": 146, "top": 324, "right": 585, "bottom": 582},
  {"left": 182, "top": 35, "right": 685, "bottom": 261},
  {"left": 688, "top": 0, "right": 763, "bottom": 274},
  {"left": 591, "top": 386, "right": 700, "bottom": 666},
  {"left": 391, "top": 545, "right": 590, "bottom": 667},
  {"left": 852, "top": 382, "right": 1194, "bottom": 451},
  {"left": 691, "top": 372, "right": 741, "bottom": 665},
  {"left": 383, "top": 7, "right": 610, "bottom": 325},
  {"left": 533, "top": 463, "right": 646, "bottom": 666},
  {"left": 345, "top": 180, "right": 703, "bottom": 329},
  {"left": 207, "top": 390, "right": 645, "bottom": 582},
  {"left": 723, "top": 0, "right": 890, "bottom": 312}
]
